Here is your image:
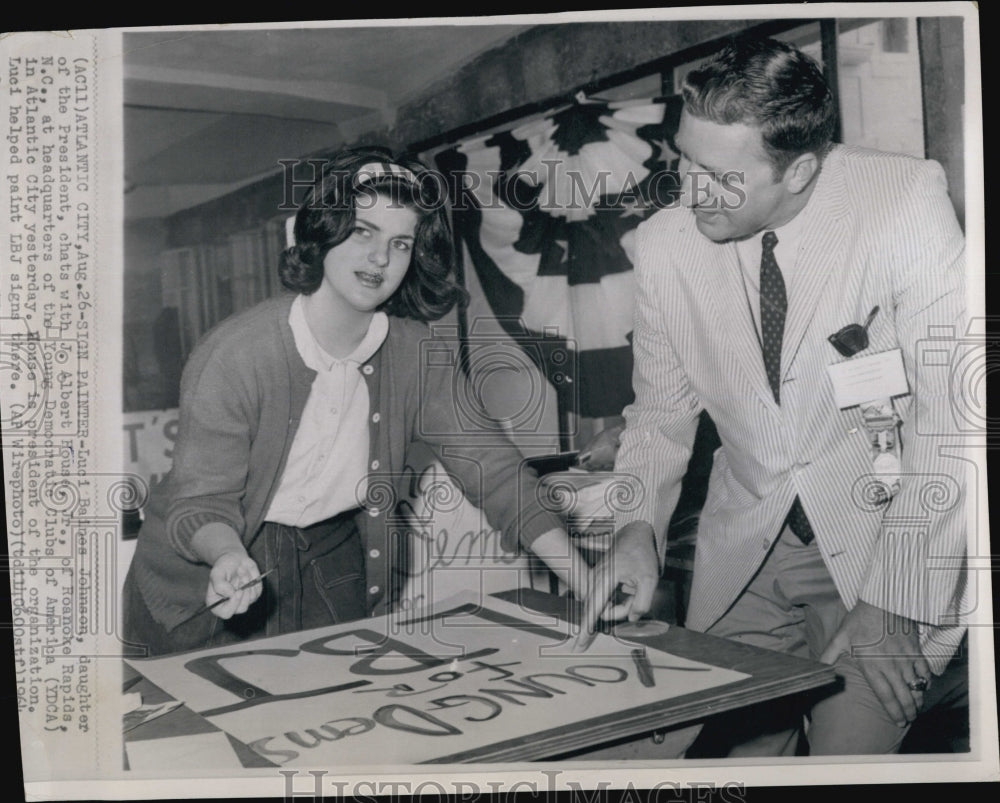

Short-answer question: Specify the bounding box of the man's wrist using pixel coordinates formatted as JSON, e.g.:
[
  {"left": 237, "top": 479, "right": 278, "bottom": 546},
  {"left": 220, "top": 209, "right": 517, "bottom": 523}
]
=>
[{"left": 614, "top": 521, "right": 659, "bottom": 567}]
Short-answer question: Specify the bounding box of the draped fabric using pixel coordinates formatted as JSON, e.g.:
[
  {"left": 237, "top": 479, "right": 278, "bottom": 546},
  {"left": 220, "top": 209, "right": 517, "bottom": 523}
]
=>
[{"left": 434, "top": 96, "right": 683, "bottom": 436}]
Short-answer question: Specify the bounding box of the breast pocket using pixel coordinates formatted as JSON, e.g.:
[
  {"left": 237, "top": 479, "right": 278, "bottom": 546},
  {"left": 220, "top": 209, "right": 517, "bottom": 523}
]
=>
[{"left": 854, "top": 301, "right": 896, "bottom": 357}]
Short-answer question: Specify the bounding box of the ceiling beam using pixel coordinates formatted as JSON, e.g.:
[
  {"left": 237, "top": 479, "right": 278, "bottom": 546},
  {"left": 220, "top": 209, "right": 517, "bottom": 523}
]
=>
[
  {"left": 336, "top": 108, "right": 397, "bottom": 142},
  {"left": 125, "top": 64, "right": 392, "bottom": 126}
]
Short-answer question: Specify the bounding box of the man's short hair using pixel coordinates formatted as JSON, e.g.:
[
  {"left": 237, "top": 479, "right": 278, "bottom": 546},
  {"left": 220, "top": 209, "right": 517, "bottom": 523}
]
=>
[{"left": 682, "top": 36, "right": 837, "bottom": 177}]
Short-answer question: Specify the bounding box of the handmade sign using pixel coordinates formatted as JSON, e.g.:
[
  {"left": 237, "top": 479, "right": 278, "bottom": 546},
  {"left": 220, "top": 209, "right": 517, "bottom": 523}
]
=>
[{"left": 125, "top": 594, "right": 748, "bottom": 766}]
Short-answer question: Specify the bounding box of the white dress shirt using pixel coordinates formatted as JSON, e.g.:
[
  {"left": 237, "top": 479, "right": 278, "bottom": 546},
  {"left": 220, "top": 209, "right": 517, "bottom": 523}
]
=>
[
  {"left": 265, "top": 295, "right": 388, "bottom": 527},
  {"left": 735, "top": 209, "right": 808, "bottom": 341}
]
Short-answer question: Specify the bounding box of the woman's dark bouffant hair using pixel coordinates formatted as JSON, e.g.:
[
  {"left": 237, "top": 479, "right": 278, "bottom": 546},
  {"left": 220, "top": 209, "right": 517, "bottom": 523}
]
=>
[{"left": 278, "top": 146, "right": 467, "bottom": 321}]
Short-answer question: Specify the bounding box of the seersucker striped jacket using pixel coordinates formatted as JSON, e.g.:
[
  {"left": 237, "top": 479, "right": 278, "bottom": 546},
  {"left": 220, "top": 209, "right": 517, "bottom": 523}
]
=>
[{"left": 615, "top": 144, "right": 969, "bottom": 673}]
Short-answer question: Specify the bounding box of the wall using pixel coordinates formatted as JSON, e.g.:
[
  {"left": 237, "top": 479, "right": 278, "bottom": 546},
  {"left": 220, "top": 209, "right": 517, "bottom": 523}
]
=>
[
  {"left": 919, "top": 16, "right": 966, "bottom": 228},
  {"left": 163, "top": 18, "right": 804, "bottom": 247},
  {"left": 147, "top": 15, "right": 969, "bottom": 431},
  {"left": 836, "top": 18, "right": 926, "bottom": 158},
  {"left": 392, "top": 18, "right": 766, "bottom": 148},
  {"left": 124, "top": 218, "right": 169, "bottom": 411},
  {"left": 160, "top": 15, "right": 967, "bottom": 247}
]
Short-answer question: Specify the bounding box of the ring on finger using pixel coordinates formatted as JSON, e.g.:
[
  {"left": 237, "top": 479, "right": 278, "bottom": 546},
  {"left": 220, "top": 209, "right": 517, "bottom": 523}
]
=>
[{"left": 906, "top": 675, "right": 929, "bottom": 693}]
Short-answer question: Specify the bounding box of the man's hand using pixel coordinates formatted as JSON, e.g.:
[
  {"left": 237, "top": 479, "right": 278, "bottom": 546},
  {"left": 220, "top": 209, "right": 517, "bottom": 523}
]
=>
[
  {"left": 819, "top": 600, "right": 930, "bottom": 727},
  {"left": 576, "top": 423, "right": 625, "bottom": 472},
  {"left": 206, "top": 550, "right": 263, "bottom": 620},
  {"left": 574, "top": 521, "right": 660, "bottom": 650}
]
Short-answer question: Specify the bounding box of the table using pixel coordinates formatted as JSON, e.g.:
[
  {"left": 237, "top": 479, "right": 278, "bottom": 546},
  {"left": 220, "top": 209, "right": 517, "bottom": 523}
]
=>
[{"left": 124, "top": 588, "right": 838, "bottom": 765}]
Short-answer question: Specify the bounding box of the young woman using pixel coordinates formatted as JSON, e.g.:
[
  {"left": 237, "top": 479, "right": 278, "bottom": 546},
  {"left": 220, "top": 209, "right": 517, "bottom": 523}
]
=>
[{"left": 123, "top": 147, "right": 589, "bottom": 656}]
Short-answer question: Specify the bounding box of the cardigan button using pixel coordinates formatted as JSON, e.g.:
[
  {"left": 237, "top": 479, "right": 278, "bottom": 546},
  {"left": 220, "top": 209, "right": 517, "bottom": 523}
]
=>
[
  {"left": 369, "top": 548, "right": 381, "bottom": 559},
  {"left": 371, "top": 412, "right": 381, "bottom": 423},
  {"left": 369, "top": 585, "right": 380, "bottom": 595},
  {"left": 362, "top": 364, "right": 374, "bottom": 375},
  {"left": 370, "top": 459, "right": 380, "bottom": 470}
]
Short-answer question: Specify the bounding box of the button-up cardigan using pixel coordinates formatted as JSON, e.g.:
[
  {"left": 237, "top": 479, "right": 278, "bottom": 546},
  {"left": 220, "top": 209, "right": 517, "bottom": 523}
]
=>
[{"left": 128, "top": 293, "right": 563, "bottom": 632}]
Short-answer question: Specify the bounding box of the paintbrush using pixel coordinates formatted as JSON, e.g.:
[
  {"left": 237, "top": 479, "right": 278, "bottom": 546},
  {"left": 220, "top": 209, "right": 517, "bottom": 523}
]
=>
[{"left": 174, "top": 568, "right": 275, "bottom": 627}]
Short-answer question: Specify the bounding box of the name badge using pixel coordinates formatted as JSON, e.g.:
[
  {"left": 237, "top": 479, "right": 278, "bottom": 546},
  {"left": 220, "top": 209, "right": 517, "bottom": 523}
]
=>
[{"left": 827, "top": 348, "right": 909, "bottom": 409}]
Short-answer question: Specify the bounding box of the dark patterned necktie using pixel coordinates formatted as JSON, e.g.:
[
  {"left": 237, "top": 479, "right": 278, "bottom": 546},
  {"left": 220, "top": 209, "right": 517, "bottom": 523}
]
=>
[
  {"left": 759, "top": 231, "right": 786, "bottom": 403},
  {"left": 759, "top": 231, "right": 815, "bottom": 546}
]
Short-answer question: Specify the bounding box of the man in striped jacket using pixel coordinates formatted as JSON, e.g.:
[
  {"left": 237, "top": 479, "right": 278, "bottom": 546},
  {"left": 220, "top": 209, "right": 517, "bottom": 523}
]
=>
[{"left": 583, "top": 35, "right": 969, "bottom": 755}]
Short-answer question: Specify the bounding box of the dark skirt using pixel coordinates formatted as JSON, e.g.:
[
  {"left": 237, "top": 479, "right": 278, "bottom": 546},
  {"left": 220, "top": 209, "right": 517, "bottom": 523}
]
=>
[{"left": 123, "top": 511, "right": 367, "bottom": 656}]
